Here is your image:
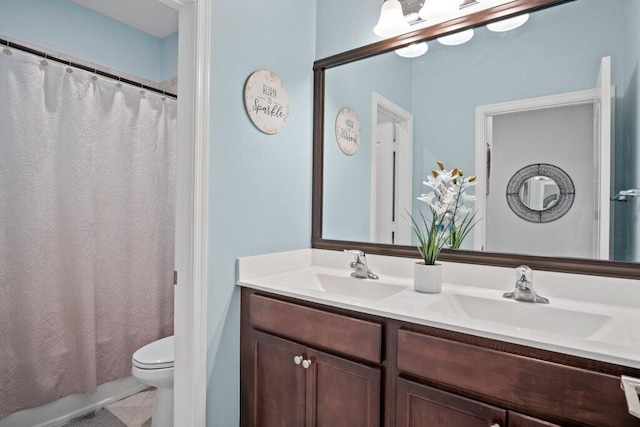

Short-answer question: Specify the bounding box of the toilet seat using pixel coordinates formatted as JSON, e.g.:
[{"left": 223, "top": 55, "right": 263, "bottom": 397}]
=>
[{"left": 132, "top": 335, "right": 174, "bottom": 369}]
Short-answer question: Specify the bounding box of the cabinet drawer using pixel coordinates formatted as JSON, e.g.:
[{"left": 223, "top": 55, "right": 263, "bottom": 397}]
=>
[
  {"left": 397, "top": 329, "right": 638, "bottom": 427},
  {"left": 396, "top": 378, "right": 506, "bottom": 427},
  {"left": 509, "top": 411, "right": 560, "bottom": 427},
  {"left": 250, "top": 294, "right": 382, "bottom": 363}
]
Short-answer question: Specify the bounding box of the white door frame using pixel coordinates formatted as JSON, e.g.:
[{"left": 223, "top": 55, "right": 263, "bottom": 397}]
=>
[
  {"left": 370, "top": 92, "right": 413, "bottom": 245},
  {"left": 473, "top": 88, "right": 598, "bottom": 252},
  {"left": 159, "top": 0, "right": 210, "bottom": 426},
  {"left": 595, "top": 56, "right": 613, "bottom": 260}
]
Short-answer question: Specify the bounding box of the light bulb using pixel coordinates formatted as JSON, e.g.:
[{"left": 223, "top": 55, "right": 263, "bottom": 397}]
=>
[
  {"left": 374, "top": 0, "right": 410, "bottom": 37},
  {"left": 437, "top": 29, "right": 475, "bottom": 46},
  {"left": 395, "top": 42, "right": 429, "bottom": 58},
  {"left": 487, "top": 13, "right": 529, "bottom": 32}
]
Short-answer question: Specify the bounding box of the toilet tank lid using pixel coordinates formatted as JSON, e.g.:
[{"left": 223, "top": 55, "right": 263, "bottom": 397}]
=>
[{"left": 133, "top": 335, "right": 174, "bottom": 365}]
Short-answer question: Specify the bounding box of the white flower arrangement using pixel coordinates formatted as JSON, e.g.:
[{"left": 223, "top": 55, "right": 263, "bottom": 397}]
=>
[{"left": 410, "top": 161, "right": 480, "bottom": 265}]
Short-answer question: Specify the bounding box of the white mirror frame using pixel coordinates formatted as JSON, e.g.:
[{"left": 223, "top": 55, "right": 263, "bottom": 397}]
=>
[{"left": 163, "top": 0, "right": 211, "bottom": 426}]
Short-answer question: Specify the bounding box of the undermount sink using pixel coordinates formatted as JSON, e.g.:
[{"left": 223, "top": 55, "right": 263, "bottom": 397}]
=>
[
  {"left": 307, "top": 273, "right": 406, "bottom": 301},
  {"left": 427, "top": 294, "right": 613, "bottom": 339}
]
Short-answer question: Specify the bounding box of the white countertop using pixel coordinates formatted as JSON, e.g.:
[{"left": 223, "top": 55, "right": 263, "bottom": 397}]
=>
[{"left": 237, "top": 249, "right": 640, "bottom": 369}]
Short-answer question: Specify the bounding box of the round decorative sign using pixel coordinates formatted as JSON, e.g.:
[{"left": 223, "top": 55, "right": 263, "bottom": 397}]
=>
[
  {"left": 335, "top": 108, "right": 361, "bottom": 155},
  {"left": 244, "top": 70, "right": 290, "bottom": 134}
]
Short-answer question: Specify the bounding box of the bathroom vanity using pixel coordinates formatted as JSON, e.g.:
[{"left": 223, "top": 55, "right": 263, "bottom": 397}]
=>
[{"left": 238, "top": 250, "right": 640, "bottom": 427}]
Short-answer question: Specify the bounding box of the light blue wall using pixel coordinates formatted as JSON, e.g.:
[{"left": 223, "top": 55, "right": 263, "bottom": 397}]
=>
[
  {"left": 206, "top": 0, "right": 315, "bottom": 425},
  {"left": 0, "top": 0, "right": 177, "bottom": 83},
  {"left": 160, "top": 32, "right": 178, "bottom": 82},
  {"left": 324, "top": 54, "right": 413, "bottom": 242},
  {"left": 315, "top": 0, "right": 380, "bottom": 59}
]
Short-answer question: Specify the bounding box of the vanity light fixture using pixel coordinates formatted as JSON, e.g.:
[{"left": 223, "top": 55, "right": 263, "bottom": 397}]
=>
[
  {"left": 374, "top": 0, "right": 410, "bottom": 37},
  {"left": 487, "top": 13, "right": 530, "bottom": 32},
  {"left": 395, "top": 42, "right": 429, "bottom": 58},
  {"left": 437, "top": 28, "right": 475, "bottom": 45},
  {"left": 418, "top": 0, "right": 458, "bottom": 23}
]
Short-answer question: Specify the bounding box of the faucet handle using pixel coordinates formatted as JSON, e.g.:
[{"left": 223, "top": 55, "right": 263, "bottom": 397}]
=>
[
  {"left": 515, "top": 265, "right": 533, "bottom": 286},
  {"left": 344, "top": 249, "right": 365, "bottom": 261}
]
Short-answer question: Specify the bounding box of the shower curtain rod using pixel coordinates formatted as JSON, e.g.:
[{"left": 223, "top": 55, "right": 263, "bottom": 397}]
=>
[{"left": 0, "top": 37, "right": 177, "bottom": 99}]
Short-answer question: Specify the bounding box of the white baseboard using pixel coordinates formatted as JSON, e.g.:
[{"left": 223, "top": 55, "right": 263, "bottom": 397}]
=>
[{"left": 0, "top": 376, "right": 148, "bottom": 427}]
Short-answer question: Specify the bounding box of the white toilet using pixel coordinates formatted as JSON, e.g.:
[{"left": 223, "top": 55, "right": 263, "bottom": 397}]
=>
[{"left": 132, "top": 335, "right": 174, "bottom": 427}]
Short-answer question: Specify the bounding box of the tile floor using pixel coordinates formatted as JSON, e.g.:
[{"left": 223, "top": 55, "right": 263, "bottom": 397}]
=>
[{"left": 64, "top": 389, "right": 154, "bottom": 427}]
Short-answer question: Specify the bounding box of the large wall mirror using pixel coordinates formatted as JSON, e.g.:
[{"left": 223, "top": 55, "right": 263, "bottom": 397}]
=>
[{"left": 313, "top": 0, "right": 640, "bottom": 278}]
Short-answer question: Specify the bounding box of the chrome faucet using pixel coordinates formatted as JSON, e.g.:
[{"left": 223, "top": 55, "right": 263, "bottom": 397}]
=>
[
  {"left": 503, "top": 265, "right": 549, "bottom": 304},
  {"left": 344, "top": 249, "right": 379, "bottom": 279}
]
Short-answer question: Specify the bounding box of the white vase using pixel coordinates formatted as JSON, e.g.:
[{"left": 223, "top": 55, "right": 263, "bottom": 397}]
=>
[{"left": 414, "top": 262, "right": 443, "bottom": 293}]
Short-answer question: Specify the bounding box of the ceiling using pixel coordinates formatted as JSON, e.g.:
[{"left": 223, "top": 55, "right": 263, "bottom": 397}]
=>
[{"left": 69, "top": 0, "right": 178, "bottom": 39}]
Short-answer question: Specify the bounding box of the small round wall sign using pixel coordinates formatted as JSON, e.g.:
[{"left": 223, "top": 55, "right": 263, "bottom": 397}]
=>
[
  {"left": 244, "top": 70, "right": 290, "bottom": 134},
  {"left": 335, "top": 108, "right": 361, "bottom": 155}
]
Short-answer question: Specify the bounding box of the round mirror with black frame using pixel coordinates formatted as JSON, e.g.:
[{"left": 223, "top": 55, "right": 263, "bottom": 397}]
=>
[
  {"left": 506, "top": 164, "right": 575, "bottom": 223},
  {"left": 312, "top": 0, "right": 640, "bottom": 279}
]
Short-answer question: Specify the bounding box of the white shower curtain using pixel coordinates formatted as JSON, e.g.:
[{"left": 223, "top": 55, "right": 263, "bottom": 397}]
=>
[{"left": 0, "top": 48, "right": 176, "bottom": 417}]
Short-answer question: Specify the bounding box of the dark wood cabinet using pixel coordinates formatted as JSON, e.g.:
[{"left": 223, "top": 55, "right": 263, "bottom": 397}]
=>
[
  {"left": 241, "top": 296, "right": 381, "bottom": 427},
  {"left": 395, "top": 379, "right": 563, "bottom": 427},
  {"left": 251, "top": 332, "right": 306, "bottom": 426},
  {"left": 396, "top": 328, "right": 638, "bottom": 426},
  {"left": 396, "top": 378, "right": 506, "bottom": 427},
  {"left": 240, "top": 288, "right": 640, "bottom": 427},
  {"left": 245, "top": 329, "right": 381, "bottom": 426},
  {"left": 306, "top": 348, "right": 380, "bottom": 426},
  {"left": 248, "top": 293, "right": 382, "bottom": 363}
]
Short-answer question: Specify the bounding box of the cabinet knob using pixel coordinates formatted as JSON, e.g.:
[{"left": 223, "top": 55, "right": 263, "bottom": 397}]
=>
[
  {"left": 293, "top": 355, "right": 303, "bottom": 365},
  {"left": 302, "top": 359, "right": 312, "bottom": 369}
]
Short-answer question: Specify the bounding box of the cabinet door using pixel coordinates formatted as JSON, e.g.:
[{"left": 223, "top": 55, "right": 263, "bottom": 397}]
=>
[
  {"left": 396, "top": 378, "right": 506, "bottom": 427},
  {"left": 509, "top": 411, "right": 561, "bottom": 427},
  {"left": 251, "top": 332, "right": 306, "bottom": 427},
  {"left": 306, "top": 348, "right": 381, "bottom": 427}
]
